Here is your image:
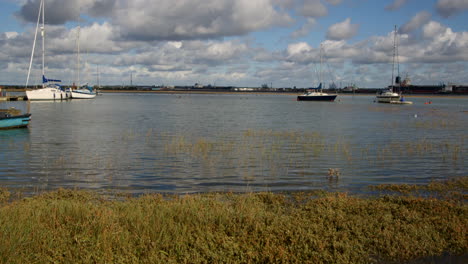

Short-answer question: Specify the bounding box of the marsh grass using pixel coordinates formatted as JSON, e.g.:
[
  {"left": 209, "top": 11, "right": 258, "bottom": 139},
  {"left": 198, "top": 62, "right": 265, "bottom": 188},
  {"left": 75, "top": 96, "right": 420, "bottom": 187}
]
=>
[
  {"left": 12, "top": 128, "right": 463, "bottom": 194},
  {"left": 91, "top": 128, "right": 465, "bottom": 174},
  {"left": 0, "top": 179, "right": 466, "bottom": 263},
  {"left": 384, "top": 119, "right": 461, "bottom": 130},
  {"left": 159, "top": 130, "right": 465, "bottom": 181},
  {"left": 161, "top": 130, "right": 353, "bottom": 179},
  {"left": 370, "top": 177, "right": 468, "bottom": 201}
]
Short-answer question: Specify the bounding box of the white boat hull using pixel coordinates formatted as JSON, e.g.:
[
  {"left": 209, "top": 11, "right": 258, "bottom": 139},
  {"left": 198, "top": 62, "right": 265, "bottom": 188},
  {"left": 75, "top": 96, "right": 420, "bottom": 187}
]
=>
[
  {"left": 376, "top": 91, "right": 400, "bottom": 103},
  {"left": 71, "top": 89, "right": 96, "bottom": 99},
  {"left": 376, "top": 91, "right": 412, "bottom": 104},
  {"left": 390, "top": 100, "right": 413, "bottom": 105},
  {"left": 26, "top": 88, "right": 69, "bottom": 101},
  {"left": 297, "top": 92, "right": 337, "bottom": 101},
  {"left": 376, "top": 96, "right": 400, "bottom": 103}
]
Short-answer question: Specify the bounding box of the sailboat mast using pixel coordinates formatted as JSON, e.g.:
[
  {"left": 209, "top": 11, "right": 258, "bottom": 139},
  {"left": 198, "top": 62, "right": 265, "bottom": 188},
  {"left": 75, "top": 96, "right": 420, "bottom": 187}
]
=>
[
  {"left": 76, "top": 26, "right": 81, "bottom": 88},
  {"left": 41, "top": 0, "right": 45, "bottom": 87},
  {"left": 25, "top": 0, "right": 43, "bottom": 88},
  {"left": 320, "top": 44, "right": 323, "bottom": 92},
  {"left": 391, "top": 25, "right": 397, "bottom": 89},
  {"left": 396, "top": 28, "right": 400, "bottom": 80},
  {"left": 97, "top": 64, "right": 100, "bottom": 88},
  {"left": 320, "top": 45, "right": 322, "bottom": 85}
]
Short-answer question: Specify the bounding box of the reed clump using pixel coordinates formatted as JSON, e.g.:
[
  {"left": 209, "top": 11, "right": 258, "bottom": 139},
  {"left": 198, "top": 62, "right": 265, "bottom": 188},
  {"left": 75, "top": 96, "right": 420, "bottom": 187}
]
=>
[
  {"left": 371, "top": 177, "right": 468, "bottom": 201},
  {"left": 0, "top": 187, "right": 10, "bottom": 203},
  {"left": 0, "top": 179, "right": 466, "bottom": 264}
]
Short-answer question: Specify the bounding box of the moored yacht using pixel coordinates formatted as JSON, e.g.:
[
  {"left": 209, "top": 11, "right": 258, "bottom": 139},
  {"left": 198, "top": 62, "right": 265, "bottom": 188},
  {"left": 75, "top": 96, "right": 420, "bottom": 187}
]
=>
[
  {"left": 297, "top": 45, "right": 337, "bottom": 102},
  {"left": 26, "top": 77, "right": 69, "bottom": 101},
  {"left": 376, "top": 25, "right": 412, "bottom": 105},
  {"left": 70, "top": 85, "right": 96, "bottom": 99},
  {"left": 69, "top": 25, "right": 96, "bottom": 100},
  {"left": 376, "top": 89, "right": 401, "bottom": 103},
  {"left": 297, "top": 83, "right": 337, "bottom": 101},
  {"left": 25, "top": 0, "right": 69, "bottom": 101}
]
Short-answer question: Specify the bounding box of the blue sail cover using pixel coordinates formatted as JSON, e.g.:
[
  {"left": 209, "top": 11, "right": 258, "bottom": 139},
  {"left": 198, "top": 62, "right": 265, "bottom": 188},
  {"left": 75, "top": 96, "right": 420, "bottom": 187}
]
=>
[
  {"left": 42, "top": 75, "right": 61, "bottom": 83},
  {"left": 309, "top": 83, "right": 322, "bottom": 90}
]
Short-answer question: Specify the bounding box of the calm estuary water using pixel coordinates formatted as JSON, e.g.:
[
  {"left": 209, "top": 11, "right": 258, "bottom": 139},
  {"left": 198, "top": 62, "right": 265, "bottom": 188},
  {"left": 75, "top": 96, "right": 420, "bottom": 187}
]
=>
[{"left": 1, "top": 93, "right": 466, "bottom": 194}]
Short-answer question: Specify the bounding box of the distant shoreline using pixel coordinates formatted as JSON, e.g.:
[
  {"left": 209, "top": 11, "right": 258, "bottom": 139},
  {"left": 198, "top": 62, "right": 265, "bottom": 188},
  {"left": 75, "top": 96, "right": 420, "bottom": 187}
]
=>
[
  {"left": 2, "top": 88, "right": 468, "bottom": 99},
  {"left": 97, "top": 90, "right": 468, "bottom": 98}
]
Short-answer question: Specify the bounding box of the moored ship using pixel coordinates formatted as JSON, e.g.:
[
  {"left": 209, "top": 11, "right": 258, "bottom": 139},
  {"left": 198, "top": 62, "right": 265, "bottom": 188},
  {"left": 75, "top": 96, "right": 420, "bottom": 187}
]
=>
[{"left": 394, "top": 75, "right": 467, "bottom": 94}]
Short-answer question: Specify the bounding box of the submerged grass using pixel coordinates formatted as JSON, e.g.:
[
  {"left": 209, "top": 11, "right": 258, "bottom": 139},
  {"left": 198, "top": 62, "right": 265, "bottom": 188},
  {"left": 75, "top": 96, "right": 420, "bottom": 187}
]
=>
[
  {"left": 0, "top": 179, "right": 467, "bottom": 263},
  {"left": 83, "top": 128, "right": 465, "bottom": 183},
  {"left": 370, "top": 177, "right": 468, "bottom": 201}
]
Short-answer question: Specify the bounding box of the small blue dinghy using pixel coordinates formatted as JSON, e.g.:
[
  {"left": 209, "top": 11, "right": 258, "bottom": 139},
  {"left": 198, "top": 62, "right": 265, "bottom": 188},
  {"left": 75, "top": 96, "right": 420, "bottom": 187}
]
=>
[{"left": 0, "top": 108, "right": 31, "bottom": 129}]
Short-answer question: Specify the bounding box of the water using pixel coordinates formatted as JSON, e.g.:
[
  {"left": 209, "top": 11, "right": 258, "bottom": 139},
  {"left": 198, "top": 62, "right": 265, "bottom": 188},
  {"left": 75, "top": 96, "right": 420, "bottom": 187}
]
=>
[{"left": 1, "top": 93, "right": 466, "bottom": 195}]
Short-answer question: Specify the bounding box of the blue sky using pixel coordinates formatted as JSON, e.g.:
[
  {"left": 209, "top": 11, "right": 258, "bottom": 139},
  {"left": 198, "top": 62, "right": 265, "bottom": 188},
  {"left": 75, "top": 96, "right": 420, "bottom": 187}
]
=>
[{"left": 0, "top": 0, "right": 467, "bottom": 88}]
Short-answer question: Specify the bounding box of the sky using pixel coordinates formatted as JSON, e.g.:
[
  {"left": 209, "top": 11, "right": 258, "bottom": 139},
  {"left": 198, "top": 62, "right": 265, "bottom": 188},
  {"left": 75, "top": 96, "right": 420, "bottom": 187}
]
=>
[{"left": 0, "top": 0, "right": 467, "bottom": 88}]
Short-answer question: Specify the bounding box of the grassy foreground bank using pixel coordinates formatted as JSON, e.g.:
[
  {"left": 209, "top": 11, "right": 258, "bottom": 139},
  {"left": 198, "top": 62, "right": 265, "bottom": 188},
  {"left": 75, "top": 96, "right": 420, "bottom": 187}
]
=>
[{"left": 0, "top": 179, "right": 466, "bottom": 263}]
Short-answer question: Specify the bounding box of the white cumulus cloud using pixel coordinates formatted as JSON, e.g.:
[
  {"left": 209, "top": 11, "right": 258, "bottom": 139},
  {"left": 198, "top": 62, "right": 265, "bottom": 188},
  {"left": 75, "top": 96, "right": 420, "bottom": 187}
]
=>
[
  {"left": 291, "top": 18, "right": 317, "bottom": 38},
  {"left": 422, "top": 21, "right": 449, "bottom": 38},
  {"left": 287, "top": 42, "right": 312, "bottom": 56},
  {"left": 16, "top": 0, "right": 293, "bottom": 41},
  {"left": 326, "top": 18, "right": 359, "bottom": 40},
  {"left": 113, "top": 0, "right": 293, "bottom": 41}
]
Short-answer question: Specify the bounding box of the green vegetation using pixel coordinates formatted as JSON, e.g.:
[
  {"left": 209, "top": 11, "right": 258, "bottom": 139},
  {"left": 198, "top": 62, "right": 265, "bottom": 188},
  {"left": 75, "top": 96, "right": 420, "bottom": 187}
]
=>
[
  {"left": 371, "top": 177, "right": 468, "bottom": 199},
  {"left": 0, "top": 178, "right": 467, "bottom": 263}
]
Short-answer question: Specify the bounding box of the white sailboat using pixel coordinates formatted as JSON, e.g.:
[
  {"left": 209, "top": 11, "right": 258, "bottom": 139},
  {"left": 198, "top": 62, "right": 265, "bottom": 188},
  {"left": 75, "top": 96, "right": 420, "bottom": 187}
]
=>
[
  {"left": 70, "top": 26, "right": 96, "bottom": 99},
  {"left": 25, "top": 0, "right": 69, "bottom": 101},
  {"left": 70, "top": 85, "right": 96, "bottom": 99},
  {"left": 376, "top": 26, "right": 412, "bottom": 105},
  {"left": 297, "top": 44, "right": 337, "bottom": 102}
]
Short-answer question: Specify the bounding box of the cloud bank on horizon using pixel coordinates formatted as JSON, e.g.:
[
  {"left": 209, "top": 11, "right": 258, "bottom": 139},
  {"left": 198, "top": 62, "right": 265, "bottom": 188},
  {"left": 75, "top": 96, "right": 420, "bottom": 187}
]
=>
[{"left": 1, "top": 0, "right": 467, "bottom": 88}]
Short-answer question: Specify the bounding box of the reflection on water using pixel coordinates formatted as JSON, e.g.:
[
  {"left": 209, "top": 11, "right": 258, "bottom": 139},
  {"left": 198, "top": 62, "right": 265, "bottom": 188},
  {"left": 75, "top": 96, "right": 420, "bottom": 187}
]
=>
[{"left": 0, "top": 94, "right": 467, "bottom": 194}]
